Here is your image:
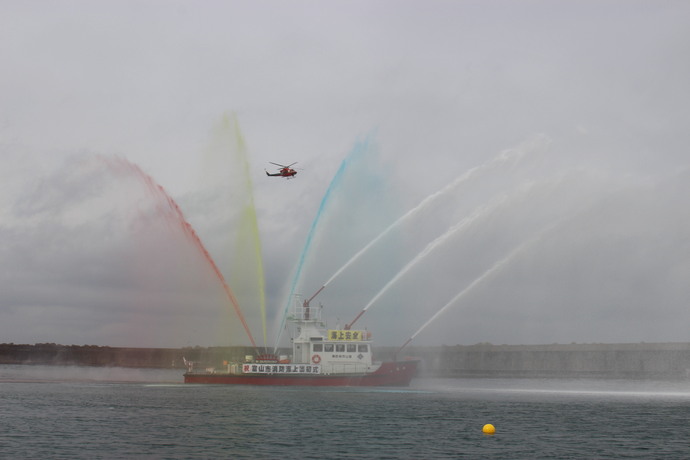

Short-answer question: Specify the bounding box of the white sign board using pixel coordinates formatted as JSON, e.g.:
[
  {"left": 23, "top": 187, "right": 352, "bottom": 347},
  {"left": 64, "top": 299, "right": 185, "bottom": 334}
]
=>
[{"left": 242, "top": 364, "right": 321, "bottom": 374}]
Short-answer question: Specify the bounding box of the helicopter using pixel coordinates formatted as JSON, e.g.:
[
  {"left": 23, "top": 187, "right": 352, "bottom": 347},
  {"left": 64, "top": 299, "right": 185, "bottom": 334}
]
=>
[{"left": 265, "top": 162, "right": 298, "bottom": 179}]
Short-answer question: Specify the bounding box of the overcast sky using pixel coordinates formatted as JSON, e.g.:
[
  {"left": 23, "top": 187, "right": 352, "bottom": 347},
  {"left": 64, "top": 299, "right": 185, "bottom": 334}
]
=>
[{"left": 1, "top": 0, "right": 689, "bottom": 349}]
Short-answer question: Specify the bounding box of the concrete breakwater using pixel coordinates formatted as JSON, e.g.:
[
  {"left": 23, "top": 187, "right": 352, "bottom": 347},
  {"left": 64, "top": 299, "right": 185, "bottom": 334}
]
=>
[
  {"left": 389, "top": 342, "right": 690, "bottom": 379},
  {"left": 3, "top": 342, "right": 690, "bottom": 379}
]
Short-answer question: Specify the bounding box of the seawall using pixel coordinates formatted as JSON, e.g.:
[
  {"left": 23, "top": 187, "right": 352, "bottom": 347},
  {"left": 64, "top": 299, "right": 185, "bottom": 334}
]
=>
[{"left": 383, "top": 342, "right": 690, "bottom": 379}]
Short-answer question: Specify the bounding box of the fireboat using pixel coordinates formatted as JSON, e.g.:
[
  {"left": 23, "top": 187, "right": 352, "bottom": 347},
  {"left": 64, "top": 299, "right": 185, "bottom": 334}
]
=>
[{"left": 183, "top": 296, "right": 419, "bottom": 386}]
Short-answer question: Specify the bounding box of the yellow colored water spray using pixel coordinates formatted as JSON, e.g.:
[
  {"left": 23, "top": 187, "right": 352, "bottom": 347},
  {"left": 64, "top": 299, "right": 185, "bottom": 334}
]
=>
[
  {"left": 205, "top": 113, "right": 267, "bottom": 348},
  {"left": 230, "top": 115, "right": 268, "bottom": 348}
]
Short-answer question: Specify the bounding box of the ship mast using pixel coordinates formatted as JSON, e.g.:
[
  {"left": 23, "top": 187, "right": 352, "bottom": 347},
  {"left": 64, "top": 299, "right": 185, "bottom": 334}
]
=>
[
  {"left": 302, "top": 285, "right": 325, "bottom": 312},
  {"left": 303, "top": 284, "right": 366, "bottom": 330}
]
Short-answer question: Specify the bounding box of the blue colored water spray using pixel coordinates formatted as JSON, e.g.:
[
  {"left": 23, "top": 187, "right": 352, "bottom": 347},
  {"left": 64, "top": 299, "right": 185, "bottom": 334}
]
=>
[{"left": 273, "top": 136, "right": 372, "bottom": 351}]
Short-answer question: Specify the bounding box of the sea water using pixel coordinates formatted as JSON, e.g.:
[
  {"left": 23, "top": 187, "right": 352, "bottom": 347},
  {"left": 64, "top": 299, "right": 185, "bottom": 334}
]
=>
[{"left": 1, "top": 365, "right": 690, "bottom": 459}]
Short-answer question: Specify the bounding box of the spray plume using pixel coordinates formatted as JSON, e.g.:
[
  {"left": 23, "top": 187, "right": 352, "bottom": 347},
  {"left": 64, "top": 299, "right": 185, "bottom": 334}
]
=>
[
  {"left": 309, "top": 137, "right": 547, "bottom": 328},
  {"left": 396, "top": 218, "right": 566, "bottom": 355},
  {"left": 219, "top": 114, "right": 268, "bottom": 348},
  {"left": 347, "top": 192, "right": 514, "bottom": 329},
  {"left": 102, "top": 156, "right": 258, "bottom": 350}
]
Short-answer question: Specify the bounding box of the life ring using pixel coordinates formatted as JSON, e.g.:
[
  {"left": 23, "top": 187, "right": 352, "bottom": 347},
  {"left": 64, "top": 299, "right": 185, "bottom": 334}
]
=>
[{"left": 312, "top": 354, "right": 321, "bottom": 364}]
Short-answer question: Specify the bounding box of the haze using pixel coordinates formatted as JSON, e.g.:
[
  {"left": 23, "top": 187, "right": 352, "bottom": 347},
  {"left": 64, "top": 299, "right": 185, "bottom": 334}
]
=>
[{"left": 1, "top": 0, "right": 689, "bottom": 348}]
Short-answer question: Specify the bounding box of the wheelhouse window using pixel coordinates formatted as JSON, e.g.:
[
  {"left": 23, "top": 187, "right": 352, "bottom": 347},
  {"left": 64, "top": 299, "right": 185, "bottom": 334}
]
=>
[
  {"left": 335, "top": 344, "right": 345, "bottom": 352},
  {"left": 347, "top": 344, "right": 356, "bottom": 352},
  {"left": 358, "top": 344, "right": 368, "bottom": 352},
  {"left": 313, "top": 344, "right": 323, "bottom": 352},
  {"left": 324, "top": 344, "right": 334, "bottom": 352}
]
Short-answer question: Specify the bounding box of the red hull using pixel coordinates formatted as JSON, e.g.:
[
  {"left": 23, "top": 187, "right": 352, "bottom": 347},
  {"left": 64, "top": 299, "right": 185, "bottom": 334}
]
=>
[{"left": 184, "top": 360, "right": 418, "bottom": 387}]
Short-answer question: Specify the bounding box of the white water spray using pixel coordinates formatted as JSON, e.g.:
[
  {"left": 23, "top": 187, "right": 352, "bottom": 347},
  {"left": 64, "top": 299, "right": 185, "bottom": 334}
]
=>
[
  {"left": 306, "top": 136, "right": 548, "bottom": 308},
  {"left": 397, "top": 218, "right": 565, "bottom": 352},
  {"left": 347, "top": 193, "right": 513, "bottom": 328}
]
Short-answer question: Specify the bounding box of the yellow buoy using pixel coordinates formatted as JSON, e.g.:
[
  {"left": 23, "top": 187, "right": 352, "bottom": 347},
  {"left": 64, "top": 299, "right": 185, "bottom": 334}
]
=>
[{"left": 482, "top": 424, "right": 496, "bottom": 435}]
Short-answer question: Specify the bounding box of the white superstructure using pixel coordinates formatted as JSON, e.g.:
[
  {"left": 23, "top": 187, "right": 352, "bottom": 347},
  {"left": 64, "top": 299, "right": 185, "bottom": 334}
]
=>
[{"left": 287, "top": 296, "right": 379, "bottom": 375}]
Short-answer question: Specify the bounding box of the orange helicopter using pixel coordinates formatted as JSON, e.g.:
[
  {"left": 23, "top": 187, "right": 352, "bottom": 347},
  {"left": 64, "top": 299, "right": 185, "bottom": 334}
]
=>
[{"left": 265, "top": 162, "right": 298, "bottom": 179}]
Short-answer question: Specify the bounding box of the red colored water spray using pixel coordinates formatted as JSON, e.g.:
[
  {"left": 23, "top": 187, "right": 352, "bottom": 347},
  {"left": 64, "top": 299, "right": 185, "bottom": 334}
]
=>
[{"left": 103, "top": 156, "right": 258, "bottom": 349}]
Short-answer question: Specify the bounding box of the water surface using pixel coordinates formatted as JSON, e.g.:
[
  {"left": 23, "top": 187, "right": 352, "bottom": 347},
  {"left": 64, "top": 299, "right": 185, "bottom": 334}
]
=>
[{"left": 2, "top": 365, "right": 689, "bottom": 459}]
